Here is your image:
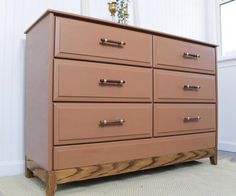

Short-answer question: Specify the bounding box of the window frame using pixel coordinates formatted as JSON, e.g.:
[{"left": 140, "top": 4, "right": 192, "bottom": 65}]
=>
[{"left": 217, "top": 0, "right": 236, "bottom": 61}]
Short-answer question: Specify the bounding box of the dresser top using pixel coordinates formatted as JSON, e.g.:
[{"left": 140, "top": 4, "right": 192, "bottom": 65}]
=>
[{"left": 25, "top": 9, "right": 217, "bottom": 47}]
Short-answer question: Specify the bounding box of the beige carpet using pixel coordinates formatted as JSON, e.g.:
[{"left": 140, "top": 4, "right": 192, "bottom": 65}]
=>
[{"left": 0, "top": 159, "right": 236, "bottom": 196}]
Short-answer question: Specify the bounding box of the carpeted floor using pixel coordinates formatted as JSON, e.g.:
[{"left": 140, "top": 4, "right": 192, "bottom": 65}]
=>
[{"left": 0, "top": 159, "right": 236, "bottom": 196}]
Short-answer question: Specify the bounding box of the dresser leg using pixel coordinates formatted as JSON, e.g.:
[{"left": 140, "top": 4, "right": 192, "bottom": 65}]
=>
[
  {"left": 25, "top": 156, "right": 34, "bottom": 178},
  {"left": 210, "top": 154, "right": 217, "bottom": 165},
  {"left": 46, "top": 171, "right": 57, "bottom": 196}
]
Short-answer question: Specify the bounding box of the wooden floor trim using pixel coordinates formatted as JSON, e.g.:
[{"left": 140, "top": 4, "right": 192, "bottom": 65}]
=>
[
  {"left": 54, "top": 147, "right": 216, "bottom": 184},
  {"left": 26, "top": 158, "right": 48, "bottom": 184},
  {"left": 26, "top": 147, "right": 216, "bottom": 196}
]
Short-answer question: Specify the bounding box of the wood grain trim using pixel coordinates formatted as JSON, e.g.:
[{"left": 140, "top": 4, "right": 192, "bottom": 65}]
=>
[
  {"left": 26, "top": 159, "right": 48, "bottom": 184},
  {"left": 53, "top": 132, "right": 215, "bottom": 170},
  {"left": 26, "top": 158, "right": 57, "bottom": 196},
  {"left": 55, "top": 148, "right": 216, "bottom": 184},
  {"left": 26, "top": 149, "right": 217, "bottom": 195}
]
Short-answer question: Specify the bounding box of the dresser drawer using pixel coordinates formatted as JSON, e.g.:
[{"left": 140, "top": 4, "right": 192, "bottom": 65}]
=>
[
  {"left": 54, "top": 103, "right": 152, "bottom": 145},
  {"left": 154, "top": 104, "right": 216, "bottom": 137},
  {"left": 154, "top": 69, "right": 216, "bottom": 102},
  {"left": 55, "top": 17, "right": 152, "bottom": 67},
  {"left": 154, "top": 36, "right": 216, "bottom": 74},
  {"left": 54, "top": 132, "right": 216, "bottom": 169},
  {"left": 54, "top": 59, "right": 152, "bottom": 102}
]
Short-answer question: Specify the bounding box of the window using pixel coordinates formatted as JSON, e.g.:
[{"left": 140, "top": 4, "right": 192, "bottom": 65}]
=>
[{"left": 220, "top": 0, "right": 236, "bottom": 57}]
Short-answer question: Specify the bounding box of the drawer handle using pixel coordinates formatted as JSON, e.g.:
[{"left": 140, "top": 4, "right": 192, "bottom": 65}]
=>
[
  {"left": 100, "top": 38, "right": 126, "bottom": 47},
  {"left": 99, "top": 119, "right": 125, "bottom": 126},
  {"left": 184, "top": 116, "right": 201, "bottom": 122},
  {"left": 99, "top": 79, "right": 125, "bottom": 86},
  {"left": 183, "top": 52, "right": 200, "bottom": 59},
  {"left": 183, "top": 84, "right": 201, "bottom": 90}
]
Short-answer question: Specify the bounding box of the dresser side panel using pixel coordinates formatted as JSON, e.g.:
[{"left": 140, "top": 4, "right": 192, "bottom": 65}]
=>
[
  {"left": 25, "top": 13, "right": 54, "bottom": 170},
  {"left": 214, "top": 47, "right": 218, "bottom": 160}
]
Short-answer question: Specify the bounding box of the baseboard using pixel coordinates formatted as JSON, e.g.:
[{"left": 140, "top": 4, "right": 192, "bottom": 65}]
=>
[
  {"left": 219, "top": 141, "right": 236, "bottom": 152},
  {"left": 0, "top": 160, "right": 24, "bottom": 177}
]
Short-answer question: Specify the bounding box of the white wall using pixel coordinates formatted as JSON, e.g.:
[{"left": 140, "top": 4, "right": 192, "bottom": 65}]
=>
[
  {"left": 136, "top": 0, "right": 209, "bottom": 41},
  {"left": 215, "top": 0, "right": 236, "bottom": 153},
  {"left": 84, "top": 0, "right": 217, "bottom": 43},
  {"left": 0, "top": 0, "right": 217, "bottom": 176},
  {"left": 218, "top": 58, "right": 236, "bottom": 152},
  {"left": 0, "top": 0, "right": 82, "bottom": 177}
]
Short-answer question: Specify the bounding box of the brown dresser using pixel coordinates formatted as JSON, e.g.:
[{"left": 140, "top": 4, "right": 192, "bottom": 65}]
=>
[{"left": 24, "top": 10, "right": 217, "bottom": 196}]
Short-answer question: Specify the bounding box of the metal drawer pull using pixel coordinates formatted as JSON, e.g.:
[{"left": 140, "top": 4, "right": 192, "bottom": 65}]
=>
[
  {"left": 184, "top": 116, "right": 201, "bottom": 122},
  {"left": 100, "top": 38, "right": 126, "bottom": 47},
  {"left": 183, "top": 84, "right": 201, "bottom": 90},
  {"left": 183, "top": 52, "right": 200, "bottom": 59},
  {"left": 99, "top": 79, "right": 125, "bottom": 86},
  {"left": 99, "top": 119, "right": 125, "bottom": 126}
]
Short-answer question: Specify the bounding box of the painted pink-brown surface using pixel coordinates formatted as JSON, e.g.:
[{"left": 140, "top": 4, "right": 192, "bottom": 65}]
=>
[
  {"left": 54, "top": 59, "right": 152, "bottom": 102},
  {"left": 25, "top": 14, "right": 54, "bottom": 171},
  {"left": 154, "top": 69, "right": 216, "bottom": 102},
  {"left": 24, "top": 10, "right": 218, "bottom": 195},
  {"left": 54, "top": 103, "right": 152, "bottom": 145},
  {"left": 154, "top": 104, "right": 216, "bottom": 136},
  {"left": 54, "top": 132, "right": 216, "bottom": 170},
  {"left": 55, "top": 17, "right": 152, "bottom": 67},
  {"left": 154, "top": 36, "right": 216, "bottom": 74}
]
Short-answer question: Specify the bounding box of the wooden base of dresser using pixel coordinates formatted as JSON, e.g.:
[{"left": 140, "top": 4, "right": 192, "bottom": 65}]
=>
[{"left": 25, "top": 147, "right": 217, "bottom": 196}]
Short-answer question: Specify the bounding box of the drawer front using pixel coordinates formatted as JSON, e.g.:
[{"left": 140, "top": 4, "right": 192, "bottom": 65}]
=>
[
  {"left": 55, "top": 17, "right": 152, "bottom": 67},
  {"left": 54, "top": 132, "right": 216, "bottom": 169},
  {"left": 54, "top": 103, "right": 152, "bottom": 145},
  {"left": 154, "top": 69, "right": 216, "bottom": 102},
  {"left": 54, "top": 59, "right": 152, "bottom": 102},
  {"left": 154, "top": 104, "right": 216, "bottom": 136},
  {"left": 154, "top": 36, "right": 216, "bottom": 74}
]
